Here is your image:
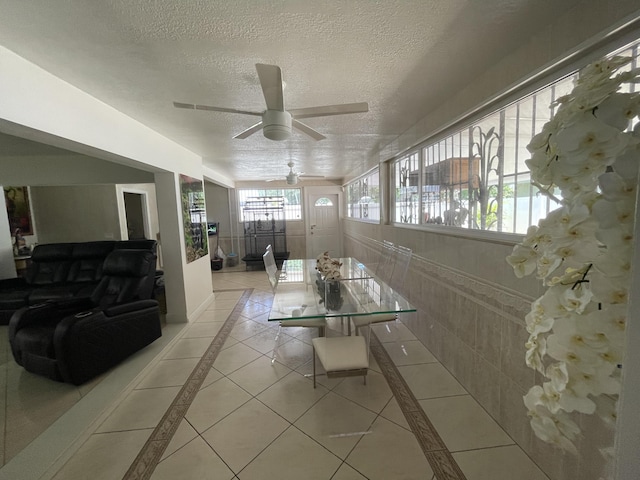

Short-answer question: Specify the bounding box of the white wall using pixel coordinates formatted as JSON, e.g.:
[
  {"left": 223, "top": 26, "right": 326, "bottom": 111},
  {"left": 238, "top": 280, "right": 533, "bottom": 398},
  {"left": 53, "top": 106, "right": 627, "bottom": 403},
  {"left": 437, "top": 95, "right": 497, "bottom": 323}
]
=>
[
  {"left": 341, "top": 4, "right": 640, "bottom": 480},
  {"left": 30, "top": 185, "right": 122, "bottom": 243},
  {"left": 0, "top": 47, "right": 215, "bottom": 323},
  {"left": 0, "top": 193, "right": 16, "bottom": 279}
]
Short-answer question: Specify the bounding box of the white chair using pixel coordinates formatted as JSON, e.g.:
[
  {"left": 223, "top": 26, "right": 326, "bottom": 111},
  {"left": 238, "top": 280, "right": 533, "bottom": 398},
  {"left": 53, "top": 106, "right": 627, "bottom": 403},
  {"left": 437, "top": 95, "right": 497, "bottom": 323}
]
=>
[
  {"left": 388, "top": 245, "right": 412, "bottom": 292},
  {"left": 374, "top": 240, "right": 395, "bottom": 283},
  {"left": 311, "top": 319, "right": 371, "bottom": 388},
  {"left": 353, "top": 244, "right": 412, "bottom": 334},
  {"left": 264, "top": 246, "right": 326, "bottom": 364}
]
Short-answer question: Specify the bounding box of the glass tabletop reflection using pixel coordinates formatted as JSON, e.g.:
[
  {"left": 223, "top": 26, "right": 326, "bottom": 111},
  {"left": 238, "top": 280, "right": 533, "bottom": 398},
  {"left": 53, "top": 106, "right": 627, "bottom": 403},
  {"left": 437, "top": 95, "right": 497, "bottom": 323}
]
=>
[{"left": 268, "top": 258, "right": 416, "bottom": 322}]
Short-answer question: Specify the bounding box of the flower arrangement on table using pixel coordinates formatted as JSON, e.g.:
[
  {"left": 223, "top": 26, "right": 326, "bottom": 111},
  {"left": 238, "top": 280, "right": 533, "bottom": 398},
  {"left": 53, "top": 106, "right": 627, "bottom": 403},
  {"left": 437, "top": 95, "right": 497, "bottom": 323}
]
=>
[
  {"left": 315, "top": 251, "right": 344, "bottom": 310},
  {"left": 507, "top": 55, "right": 639, "bottom": 458}
]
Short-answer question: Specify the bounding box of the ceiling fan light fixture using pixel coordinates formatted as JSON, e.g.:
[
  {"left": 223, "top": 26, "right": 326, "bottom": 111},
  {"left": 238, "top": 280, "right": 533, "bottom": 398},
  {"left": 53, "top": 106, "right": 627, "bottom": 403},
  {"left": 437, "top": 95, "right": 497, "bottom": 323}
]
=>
[
  {"left": 262, "top": 110, "right": 292, "bottom": 141},
  {"left": 286, "top": 173, "right": 298, "bottom": 185}
]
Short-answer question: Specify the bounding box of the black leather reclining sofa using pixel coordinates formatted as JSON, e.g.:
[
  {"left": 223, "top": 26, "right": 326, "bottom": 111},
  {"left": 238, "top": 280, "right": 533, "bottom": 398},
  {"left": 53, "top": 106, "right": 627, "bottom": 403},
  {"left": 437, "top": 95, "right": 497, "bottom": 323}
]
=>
[
  {"left": 3, "top": 240, "right": 162, "bottom": 384},
  {"left": 0, "top": 240, "right": 157, "bottom": 325}
]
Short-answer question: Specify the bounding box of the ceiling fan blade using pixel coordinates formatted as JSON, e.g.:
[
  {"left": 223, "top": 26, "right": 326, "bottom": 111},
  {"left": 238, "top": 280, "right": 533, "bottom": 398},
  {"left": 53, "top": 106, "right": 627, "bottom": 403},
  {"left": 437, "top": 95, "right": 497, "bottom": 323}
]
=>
[
  {"left": 173, "top": 102, "right": 261, "bottom": 116},
  {"left": 292, "top": 119, "right": 326, "bottom": 141},
  {"left": 289, "top": 102, "right": 369, "bottom": 119},
  {"left": 234, "top": 121, "right": 264, "bottom": 139},
  {"left": 255, "top": 64, "right": 285, "bottom": 111}
]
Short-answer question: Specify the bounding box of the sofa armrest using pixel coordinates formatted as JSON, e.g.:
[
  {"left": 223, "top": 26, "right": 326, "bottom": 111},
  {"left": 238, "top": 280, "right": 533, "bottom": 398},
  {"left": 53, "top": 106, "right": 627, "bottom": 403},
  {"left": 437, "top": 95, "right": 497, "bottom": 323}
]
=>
[
  {"left": 103, "top": 299, "right": 159, "bottom": 317},
  {"left": 9, "top": 302, "right": 60, "bottom": 338},
  {"left": 54, "top": 302, "right": 161, "bottom": 384}
]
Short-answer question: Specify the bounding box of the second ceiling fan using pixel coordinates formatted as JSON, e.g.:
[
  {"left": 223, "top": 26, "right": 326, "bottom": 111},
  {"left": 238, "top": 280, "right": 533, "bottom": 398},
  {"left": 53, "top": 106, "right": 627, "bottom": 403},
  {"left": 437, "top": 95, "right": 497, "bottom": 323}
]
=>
[{"left": 174, "top": 63, "right": 368, "bottom": 141}]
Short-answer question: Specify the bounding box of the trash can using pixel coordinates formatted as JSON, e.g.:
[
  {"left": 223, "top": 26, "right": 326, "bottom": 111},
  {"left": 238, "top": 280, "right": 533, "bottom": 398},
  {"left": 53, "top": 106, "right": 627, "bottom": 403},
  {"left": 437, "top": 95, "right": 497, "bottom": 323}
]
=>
[{"left": 227, "top": 253, "right": 238, "bottom": 267}]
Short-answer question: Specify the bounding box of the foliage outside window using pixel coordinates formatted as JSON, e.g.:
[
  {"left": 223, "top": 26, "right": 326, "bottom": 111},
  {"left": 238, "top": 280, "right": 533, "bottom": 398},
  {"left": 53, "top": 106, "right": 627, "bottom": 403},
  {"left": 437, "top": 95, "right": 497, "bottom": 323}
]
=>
[
  {"left": 237, "top": 188, "right": 301, "bottom": 221},
  {"left": 346, "top": 170, "right": 380, "bottom": 221},
  {"left": 386, "top": 39, "right": 639, "bottom": 234}
]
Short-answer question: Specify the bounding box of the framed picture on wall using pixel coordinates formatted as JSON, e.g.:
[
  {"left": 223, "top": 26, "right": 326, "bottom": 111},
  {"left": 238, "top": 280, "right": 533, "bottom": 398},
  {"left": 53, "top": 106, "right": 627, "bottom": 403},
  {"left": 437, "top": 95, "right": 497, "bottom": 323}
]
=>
[
  {"left": 3, "top": 186, "right": 34, "bottom": 235},
  {"left": 179, "top": 175, "right": 208, "bottom": 263}
]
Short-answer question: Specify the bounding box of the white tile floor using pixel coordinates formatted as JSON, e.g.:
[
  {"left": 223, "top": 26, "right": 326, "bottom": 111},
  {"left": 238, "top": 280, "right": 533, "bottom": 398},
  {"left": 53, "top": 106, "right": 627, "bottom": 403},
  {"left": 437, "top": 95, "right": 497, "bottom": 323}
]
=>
[{"left": 1, "top": 269, "right": 550, "bottom": 480}]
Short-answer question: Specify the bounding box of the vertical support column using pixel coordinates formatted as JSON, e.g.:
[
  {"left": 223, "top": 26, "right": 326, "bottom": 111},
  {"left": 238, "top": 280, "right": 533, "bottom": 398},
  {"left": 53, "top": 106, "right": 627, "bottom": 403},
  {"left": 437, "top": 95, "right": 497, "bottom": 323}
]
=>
[{"left": 154, "top": 172, "right": 188, "bottom": 323}]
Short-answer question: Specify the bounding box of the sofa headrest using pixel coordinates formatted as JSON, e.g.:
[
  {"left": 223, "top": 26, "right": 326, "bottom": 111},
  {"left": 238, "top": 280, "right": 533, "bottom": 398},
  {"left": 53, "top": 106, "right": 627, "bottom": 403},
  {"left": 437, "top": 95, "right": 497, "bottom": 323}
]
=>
[
  {"left": 114, "top": 240, "right": 157, "bottom": 253},
  {"left": 102, "top": 250, "right": 156, "bottom": 278},
  {"left": 71, "top": 241, "right": 116, "bottom": 259},
  {"left": 31, "top": 243, "right": 74, "bottom": 262}
]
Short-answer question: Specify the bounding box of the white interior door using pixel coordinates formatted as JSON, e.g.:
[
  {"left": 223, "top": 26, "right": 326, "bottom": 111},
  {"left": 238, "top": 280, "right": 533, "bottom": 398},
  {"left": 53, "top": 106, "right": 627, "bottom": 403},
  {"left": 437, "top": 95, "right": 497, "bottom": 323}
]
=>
[{"left": 306, "top": 192, "right": 341, "bottom": 258}]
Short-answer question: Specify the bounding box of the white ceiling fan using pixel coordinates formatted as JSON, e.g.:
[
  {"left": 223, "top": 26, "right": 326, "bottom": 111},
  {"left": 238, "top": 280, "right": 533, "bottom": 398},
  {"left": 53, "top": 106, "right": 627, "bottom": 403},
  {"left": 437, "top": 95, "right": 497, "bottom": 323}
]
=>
[
  {"left": 173, "top": 63, "right": 368, "bottom": 141},
  {"left": 267, "top": 161, "right": 325, "bottom": 185}
]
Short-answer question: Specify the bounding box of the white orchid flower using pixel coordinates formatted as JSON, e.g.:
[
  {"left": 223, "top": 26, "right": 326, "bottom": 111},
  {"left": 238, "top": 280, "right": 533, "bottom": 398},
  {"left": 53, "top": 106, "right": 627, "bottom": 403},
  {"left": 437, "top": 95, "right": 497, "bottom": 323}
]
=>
[
  {"left": 592, "top": 394, "right": 619, "bottom": 428},
  {"left": 567, "top": 363, "right": 620, "bottom": 397},
  {"left": 513, "top": 54, "right": 636, "bottom": 452},
  {"left": 583, "top": 306, "right": 627, "bottom": 351},
  {"left": 525, "top": 303, "right": 555, "bottom": 336},
  {"left": 524, "top": 399, "right": 579, "bottom": 455},
  {"left": 506, "top": 244, "right": 538, "bottom": 278},
  {"left": 525, "top": 334, "right": 547, "bottom": 373},
  {"left": 595, "top": 92, "right": 640, "bottom": 130}
]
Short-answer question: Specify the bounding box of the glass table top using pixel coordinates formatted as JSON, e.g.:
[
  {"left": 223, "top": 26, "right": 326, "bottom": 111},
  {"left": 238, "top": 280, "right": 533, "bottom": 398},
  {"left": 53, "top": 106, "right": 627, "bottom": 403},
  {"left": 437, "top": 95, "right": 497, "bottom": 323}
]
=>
[{"left": 268, "top": 258, "right": 416, "bottom": 321}]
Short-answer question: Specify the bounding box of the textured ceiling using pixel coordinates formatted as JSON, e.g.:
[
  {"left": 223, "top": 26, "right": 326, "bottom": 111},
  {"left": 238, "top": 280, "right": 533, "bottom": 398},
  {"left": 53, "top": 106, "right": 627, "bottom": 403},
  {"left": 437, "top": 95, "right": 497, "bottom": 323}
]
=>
[{"left": 0, "top": 0, "right": 582, "bottom": 183}]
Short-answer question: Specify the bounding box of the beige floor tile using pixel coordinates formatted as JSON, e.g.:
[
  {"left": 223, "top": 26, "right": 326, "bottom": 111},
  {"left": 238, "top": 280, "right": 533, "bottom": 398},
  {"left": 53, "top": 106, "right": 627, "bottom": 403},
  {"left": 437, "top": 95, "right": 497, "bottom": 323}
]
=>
[
  {"left": 51, "top": 429, "right": 153, "bottom": 480},
  {"left": 182, "top": 321, "right": 225, "bottom": 338},
  {"left": 453, "top": 445, "right": 549, "bottom": 480},
  {"left": 151, "top": 436, "right": 234, "bottom": 480},
  {"left": 185, "top": 376, "right": 252, "bottom": 433},
  {"left": 382, "top": 340, "right": 438, "bottom": 366},
  {"left": 331, "top": 462, "right": 369, "bottom": 479},
  {"left": 199, "top": 367, "right": 224, "bottom": 390},
  {"left": 212, "top": 342, "right": 263, "bottom": 375},
  {"left": 294, "top": 392, "right": 377, "bottom": 459},
  {"left": 419, "top": 395, "right": 513, "bottom": 452},
  {"left": 379, "top": 398, "right": 411, "bottom": 430},
  {"left": 241, "top": 329, "right": 279, "bottom": 354},
  {"left": 257, "top": 371, "right": 329, "bottom": 422},
  {"left": 201, "top": 398, "right": 289, "bottom": 472},
  {"left": 333, "top": 370, "right": 393, "bottom": 414},
  {"left": 5, "top": 371, "right": 82, "bottom": 460},
  {"left": 206, "top": 298, "right": 241, "bottom": 310},
  {"left": 136, "top": 357, "right": 200, "bottom": 389},
  {"left": 228, "top": 355, "right": 292, "bottom": 396},
  {"left": 214, "top": 290, "right": 244, "bottom": 301},
  {"left": 160, "top": 419, "right": 199, "bottom": 460},
  {"left": 162, "top": 337, "right": 212, "bottom": 360},
  {"left": 398, "top": 362, "right": 467, "bottom": 399},
  {"left": 229, "top": 318, "right": 269, "bottom": 341},
  {"left": 220, "top": 335, "right": 240, "bottom": 349},
  {"left": 195, "top": 308, "right": 233, "bottom": 322},
  {"left": 271, "top": 337, "right": 314, "bottom": 369},
  {"left": 248, "top": 290, "right": 273, "bottom": 302},
  {"left": 238, "top": 426, "right": 342, "bottom": 480},
  {"left": 248, "top": 311, "right": 275, "bottom": 325},
  {"left": 96, "top": 386, "right": 181, "bottom": 433},
  {"left": 346, "top": 416, "right": 434, "bottom": 480}
]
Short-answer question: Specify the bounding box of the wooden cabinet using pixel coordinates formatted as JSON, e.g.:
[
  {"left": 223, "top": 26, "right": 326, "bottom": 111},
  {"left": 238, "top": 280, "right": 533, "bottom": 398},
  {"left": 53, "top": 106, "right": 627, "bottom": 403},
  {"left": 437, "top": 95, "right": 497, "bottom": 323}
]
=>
[{"left": 424, "top": 157, "right": 479, "bottom": 188}]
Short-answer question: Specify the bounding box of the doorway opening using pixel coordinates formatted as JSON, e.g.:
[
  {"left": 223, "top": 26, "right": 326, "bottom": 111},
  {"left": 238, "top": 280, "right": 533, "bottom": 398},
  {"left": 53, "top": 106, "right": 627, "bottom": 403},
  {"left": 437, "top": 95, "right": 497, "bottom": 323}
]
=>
[{"left": 123, "top": 192, "right": 149, "bottom": 240}]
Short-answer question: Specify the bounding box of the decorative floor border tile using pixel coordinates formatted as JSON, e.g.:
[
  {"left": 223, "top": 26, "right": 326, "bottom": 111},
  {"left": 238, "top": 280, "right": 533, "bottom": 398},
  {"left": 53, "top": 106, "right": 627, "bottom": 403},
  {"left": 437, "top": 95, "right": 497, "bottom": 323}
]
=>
[
  {"left": 122, "top": 288, "right": 253, "bottom": 480},
  {"left": 122, "top": 288, "right": 466, "bottom": 480},
  {"left": 370, "top": 332, "right": 468, "bottom": 480}
]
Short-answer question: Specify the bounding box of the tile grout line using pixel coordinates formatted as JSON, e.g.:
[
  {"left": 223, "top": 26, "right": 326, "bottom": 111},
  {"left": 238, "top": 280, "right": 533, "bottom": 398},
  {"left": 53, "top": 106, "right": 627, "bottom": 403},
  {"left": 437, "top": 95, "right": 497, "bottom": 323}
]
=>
[
  {"left": 121, "top": 288, "right": 254, "bottom": 480},
  {"left": 369, "top": 331, "right": 468, "bottom": 480}
]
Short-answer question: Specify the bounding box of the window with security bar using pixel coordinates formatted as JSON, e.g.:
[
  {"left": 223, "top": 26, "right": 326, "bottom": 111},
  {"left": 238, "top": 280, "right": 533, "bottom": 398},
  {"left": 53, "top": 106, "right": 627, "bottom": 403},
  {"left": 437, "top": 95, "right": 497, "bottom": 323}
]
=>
[
  {"left": 346, "top": 169, "right": 380, "bottom": 222},
  {"left": 380, "top": 37, "right": 640, "bottom": 234},
  {"left": 237, "top": 188, "right": 301, "bottom": 222}
]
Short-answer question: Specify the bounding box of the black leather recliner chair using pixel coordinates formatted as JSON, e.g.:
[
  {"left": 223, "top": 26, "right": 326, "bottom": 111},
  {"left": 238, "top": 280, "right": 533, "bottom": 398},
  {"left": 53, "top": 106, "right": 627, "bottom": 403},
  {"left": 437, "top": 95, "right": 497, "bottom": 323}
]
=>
[{"left": 8, "top": 249, "right": 162, "bottom": 385}]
